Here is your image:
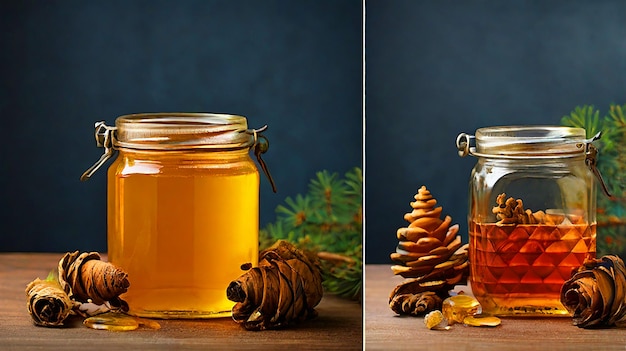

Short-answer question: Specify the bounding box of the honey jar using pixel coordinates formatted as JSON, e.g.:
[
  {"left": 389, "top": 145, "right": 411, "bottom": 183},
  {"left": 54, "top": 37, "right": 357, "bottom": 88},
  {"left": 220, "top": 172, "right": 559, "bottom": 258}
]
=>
[
  {"left": 456, "top": 126, "right": 611, "bottom": 316},
  {"left": 82, "top": 113, "right": 275, "bottom": 318}
]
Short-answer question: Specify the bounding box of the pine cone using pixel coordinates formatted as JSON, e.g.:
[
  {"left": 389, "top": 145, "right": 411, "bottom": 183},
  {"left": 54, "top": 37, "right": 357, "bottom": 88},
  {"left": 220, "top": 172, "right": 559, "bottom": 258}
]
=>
[
  {"left": 389, "top": 186, "right": 469, "bottom": 316},
  {"left": 560, "top": 255, "right": 626, "bottom": 328},
  {"left": 389, "top": 291, "right": 441, "bottom": 316},
  {"left": 492, "top": 193, "right": 546, "bottom": 224},
  {"left": 58, "top": 251, "right": 129, "bottom": 309},
  {"left": 25, "top": 277, "right": 76, "bottom": 327},
  {"left": 227, "top": 240, "right": 323, "bottom": 331}
]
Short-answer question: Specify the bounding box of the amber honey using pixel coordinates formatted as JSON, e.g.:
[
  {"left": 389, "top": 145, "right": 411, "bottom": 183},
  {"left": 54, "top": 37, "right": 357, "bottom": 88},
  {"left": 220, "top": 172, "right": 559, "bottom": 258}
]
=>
[
  {"left": 456, "top": 126, "right": 604, "bottom": 317},
  {"left": 469, "top": 221, "right": 596, "bottom": 316},
  {"left": 107, "top": 149, "right": 260, "bottom": 318},
  {"left": 80, "top": 113, "right": 272, "bottom": 319}
]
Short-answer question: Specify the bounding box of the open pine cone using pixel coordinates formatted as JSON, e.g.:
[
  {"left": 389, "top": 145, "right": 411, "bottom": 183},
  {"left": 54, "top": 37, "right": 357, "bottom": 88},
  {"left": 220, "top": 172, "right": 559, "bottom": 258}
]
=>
[
  {"left": 227, "top": 240, "right": 323, "bottom": 331},
  {"left": 561, "top": 255, "right": 626, "bottom": 328},
  {"left": 492, "top": 193, "right": 546, "bottom": 224},
  {"left": 58, "top": 251, "right": 129, "bottom": 310},
  {"left": 25, "top": 277, "right": 76, "bottom": 327},
  {"left": 389, "top": 186, "right": 469, "bottom": 316}
]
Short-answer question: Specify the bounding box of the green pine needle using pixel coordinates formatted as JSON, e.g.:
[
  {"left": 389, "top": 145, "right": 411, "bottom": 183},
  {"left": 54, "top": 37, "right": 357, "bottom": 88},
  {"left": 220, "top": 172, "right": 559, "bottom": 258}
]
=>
[
  {"left": 561, "top": 105, "right": 602, "bottom": 138},
  {"left": 261, "top": 167, "right": 363, "bottom": 302},
  {"left": 561, "top": 103, "right": 626, "bottom": 256},
  {"left": 275, "top": 194, "right": 312, "bottom": 228}
]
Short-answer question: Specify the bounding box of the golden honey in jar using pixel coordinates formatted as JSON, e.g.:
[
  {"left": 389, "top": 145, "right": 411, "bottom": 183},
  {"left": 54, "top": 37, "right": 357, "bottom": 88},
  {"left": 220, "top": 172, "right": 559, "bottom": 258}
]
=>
[
  {"left": 82, "top": 113, "right": 275, "bottom": 318},
  {"left": 456, "top": 126, "right": 609, "bottom": 317}
]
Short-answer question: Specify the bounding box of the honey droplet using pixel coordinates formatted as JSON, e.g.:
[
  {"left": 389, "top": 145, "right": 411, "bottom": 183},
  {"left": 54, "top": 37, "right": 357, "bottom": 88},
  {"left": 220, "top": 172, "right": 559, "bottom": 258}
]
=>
[
  {"left": 138, "top": 318, "right": 162, "bottom": 330},
  {"left": 463, "top": 315, "right": 502, "bottom": 327},
  {"left": 423, "top": 310, "right": 450, "bottom": 330},
  {"left": 442, "top": 295, "right": 481, "bottom": 324},
  {"left": 84, "top": 312, "right": 139, "bottom": 331}
]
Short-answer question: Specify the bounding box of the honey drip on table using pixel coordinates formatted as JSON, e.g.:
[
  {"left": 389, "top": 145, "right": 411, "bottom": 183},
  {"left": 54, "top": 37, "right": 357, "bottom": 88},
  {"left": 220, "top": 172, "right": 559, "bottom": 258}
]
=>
[{"left": 84, "top": 312, "right": 161, "bottom": 331}]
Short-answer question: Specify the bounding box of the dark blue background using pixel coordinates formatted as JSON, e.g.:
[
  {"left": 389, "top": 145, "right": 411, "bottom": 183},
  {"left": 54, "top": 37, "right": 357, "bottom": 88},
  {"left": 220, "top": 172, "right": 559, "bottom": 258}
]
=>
[
  {"left": 0, "top": 0, "right": 363, "bottom": 253},
  {"left": 366, "top": 0, "right": 626, "bottom": 263}
]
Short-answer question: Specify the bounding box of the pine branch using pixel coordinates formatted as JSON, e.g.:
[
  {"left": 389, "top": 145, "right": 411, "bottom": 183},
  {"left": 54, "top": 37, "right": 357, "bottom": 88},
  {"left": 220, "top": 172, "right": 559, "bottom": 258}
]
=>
[
  {"left": 260, "top": 167, "right": 363, "bottom": 301},
  {"left": 561, "top": 104, "right": 626, "bottom": 256},
  {"left": 561, "top": 105, "right": 603, "bottom": 138}
]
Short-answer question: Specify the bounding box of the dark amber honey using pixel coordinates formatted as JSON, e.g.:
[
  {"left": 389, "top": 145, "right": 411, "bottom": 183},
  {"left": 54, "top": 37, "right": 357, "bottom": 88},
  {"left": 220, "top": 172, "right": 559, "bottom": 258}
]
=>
[{"left": 469, "top": 221, "right": 596, "bottom": 316}]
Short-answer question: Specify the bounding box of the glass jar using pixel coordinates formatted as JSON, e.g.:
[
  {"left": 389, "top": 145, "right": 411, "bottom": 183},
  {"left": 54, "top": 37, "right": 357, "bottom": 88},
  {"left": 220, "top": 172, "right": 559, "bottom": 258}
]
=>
[
  {"left": 456, "top": 126, "right": 609, "bottom": 317},
  {"left": 82, "top": 113, "right": 275, "bottom": 319}
]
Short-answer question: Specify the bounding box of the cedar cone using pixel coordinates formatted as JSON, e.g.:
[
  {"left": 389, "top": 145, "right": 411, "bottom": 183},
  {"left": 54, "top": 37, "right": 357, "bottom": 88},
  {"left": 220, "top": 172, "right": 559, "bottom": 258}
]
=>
[
  {"left": 561, "top": 255, "right": 626, "bottom": 328},
  {"left": 25, "top": 277, "right": 76, "bottom": 327},
  {"left": 492, "top": 193, "right": 546, "bottom": 224},
  {"left": 227, "top": 240, "right": 323, "bottom": 331},
  {"left": 389, "top": 291, "right": 442, "bottom": 317},
  {"left": 58, "top": 251, "right": 129, "bottom": 309},
  {"left": 389, "top": 186, "right": 469, "bottom": 316}
]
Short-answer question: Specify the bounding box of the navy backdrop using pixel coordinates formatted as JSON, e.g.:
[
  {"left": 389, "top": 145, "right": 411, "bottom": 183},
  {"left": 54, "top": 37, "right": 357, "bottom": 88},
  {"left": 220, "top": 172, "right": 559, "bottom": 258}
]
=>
[
  {"left": 0, "top": 1, "right": 363, "bottom": 253},
  {"left": 365, "top": 0, "right": 626, "bottom": 263}
]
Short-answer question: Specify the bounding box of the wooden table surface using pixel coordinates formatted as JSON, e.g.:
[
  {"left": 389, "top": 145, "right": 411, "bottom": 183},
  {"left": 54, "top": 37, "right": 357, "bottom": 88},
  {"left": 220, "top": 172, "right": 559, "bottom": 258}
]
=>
[
  {"left": 0, "top": 253, "right": 362, "bottom": 350},
  {"left": 365, "top": 264, "right": 626, "bottom": 351}
]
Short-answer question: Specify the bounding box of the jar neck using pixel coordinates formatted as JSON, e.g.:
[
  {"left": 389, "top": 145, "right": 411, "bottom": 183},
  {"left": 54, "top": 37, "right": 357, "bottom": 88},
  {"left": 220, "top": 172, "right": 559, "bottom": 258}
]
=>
[
  {"left": 117, "top": 147, "right": 253, "bottom": 162},
  {"left": 478, "top": 154, "right": 587, "bottom": 167}
]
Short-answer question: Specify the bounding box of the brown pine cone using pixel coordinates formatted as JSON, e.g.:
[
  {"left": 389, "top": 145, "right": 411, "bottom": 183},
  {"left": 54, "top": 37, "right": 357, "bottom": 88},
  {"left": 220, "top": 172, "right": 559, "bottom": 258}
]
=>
[
  {"left": 58, "top": 251, "right": 129, "bottom": 309},
  {"left": 390, "top": 186, "right": 468, "bottom": 279},
  {"left": 561, "top": 255, "right": 626, "bottom": 328},
  {"left": 227, "top": 240, "right": 323, "bottom": 331},
  {"left": 389, "top": 244, "right": 469, "bottom": 315},
  {"left": 492, "top": 193, "right": 546, "bottom": 224},
  {"left": 25, "top": 277, "right": 76, "bottom": 327},
  {"left": 389, "top": 186, "right": 469, "bottom": 316},
  {"left": 389, "top": 291, "right": 442, "bottom": 317}
]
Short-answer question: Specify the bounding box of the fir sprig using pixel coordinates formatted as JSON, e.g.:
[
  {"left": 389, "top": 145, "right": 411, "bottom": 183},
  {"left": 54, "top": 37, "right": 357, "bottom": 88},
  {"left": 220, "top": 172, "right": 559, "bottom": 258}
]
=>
[
  {"left": 561, "top": 103, "right": 626, "bottom": 256},
  {"left": 260, "top": 167, "right": 363, "bottom": 302},
  {"left": 562, "top": 105, "right": 603, "bottom": 138}
]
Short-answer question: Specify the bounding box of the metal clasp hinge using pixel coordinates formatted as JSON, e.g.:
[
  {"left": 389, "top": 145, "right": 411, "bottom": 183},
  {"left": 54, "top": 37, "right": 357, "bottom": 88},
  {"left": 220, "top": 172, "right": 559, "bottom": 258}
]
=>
[
  {"left": 456, "top": 133, "right": 475, "bottom": 157},
  {"left": 250, "top": 125, "right": 277, "bottom": 193},
  {"left": 80, "top": 121, "right": 117, "bottom": 181},
  {"left": 582, "top": 132, "right": 613, "bottom": 199}
]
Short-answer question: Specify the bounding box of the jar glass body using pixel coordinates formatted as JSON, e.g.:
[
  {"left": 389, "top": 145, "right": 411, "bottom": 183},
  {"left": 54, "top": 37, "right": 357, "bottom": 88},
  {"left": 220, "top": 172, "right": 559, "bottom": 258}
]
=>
[
  {"left": 105, "top": 114, "right": 260, "bottom": 319},
  {"left": 464, "top": 126, "right": 596, "bottom": 316}
]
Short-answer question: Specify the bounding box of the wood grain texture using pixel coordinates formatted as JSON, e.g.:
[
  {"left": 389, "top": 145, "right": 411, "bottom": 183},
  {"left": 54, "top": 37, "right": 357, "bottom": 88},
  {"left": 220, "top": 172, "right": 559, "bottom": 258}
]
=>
[
  {"left": 0, "top": 253, "right": 362, "bottom": 350},
  {"left": 365, "top": 264, "right": 626, "bottom": 351}
]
